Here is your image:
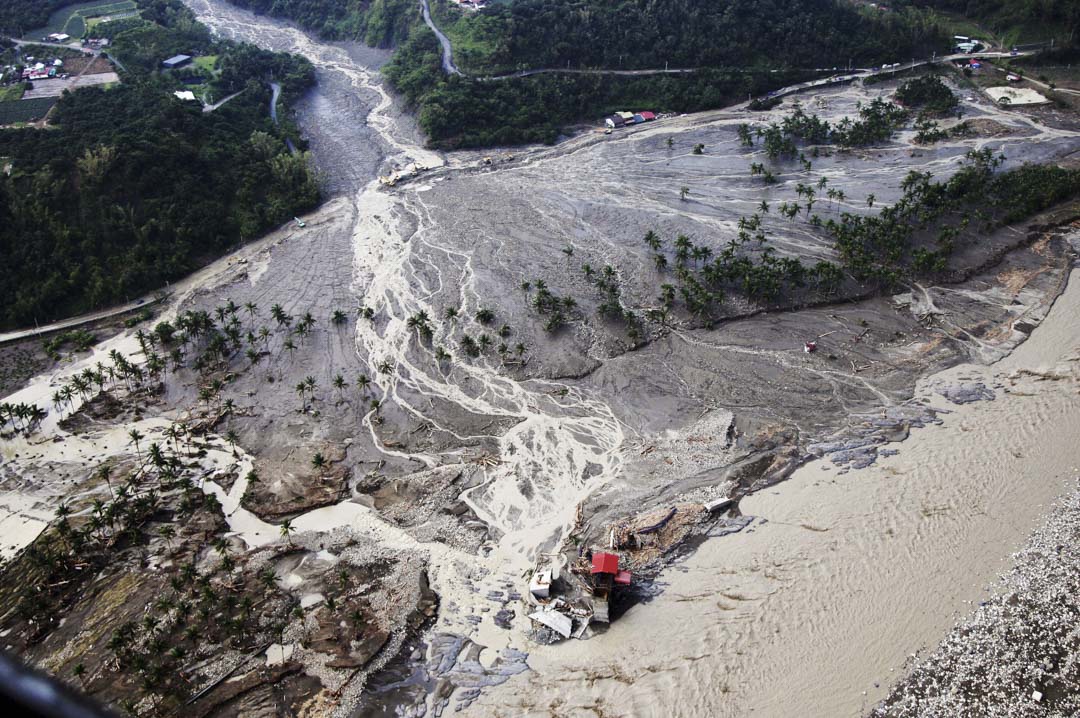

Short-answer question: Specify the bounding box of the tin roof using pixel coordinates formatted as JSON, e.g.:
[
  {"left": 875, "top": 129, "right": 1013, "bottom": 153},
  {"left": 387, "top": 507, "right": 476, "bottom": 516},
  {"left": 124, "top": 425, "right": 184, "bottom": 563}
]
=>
[{"left": 591, "top": 552, "right": 619, "bottom": 574}]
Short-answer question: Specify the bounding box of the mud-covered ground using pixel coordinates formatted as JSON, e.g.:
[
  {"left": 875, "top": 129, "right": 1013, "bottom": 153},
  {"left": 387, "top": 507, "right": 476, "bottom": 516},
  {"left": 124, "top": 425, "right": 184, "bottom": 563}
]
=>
[{"left": 2, "top": 1, "right": 1080, "bottom": 714}]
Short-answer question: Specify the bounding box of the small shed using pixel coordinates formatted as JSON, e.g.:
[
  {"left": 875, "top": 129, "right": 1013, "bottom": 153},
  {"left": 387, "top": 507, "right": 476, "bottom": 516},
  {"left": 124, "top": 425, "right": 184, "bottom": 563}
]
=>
[
  {"left": 604, "top": 115, "right": 625, "bottom": 129},
  {"left": 632, "top": 113, "right": 645, "bottom": 124},
  {"left": 638, "top": 111, "right": 656, "bottom": 121},
  {"left": 616, "top": 111, "right": 635, "bottom": 121},
  {"left": 162, "top": 54, "right": 193, "bottom": 69}
]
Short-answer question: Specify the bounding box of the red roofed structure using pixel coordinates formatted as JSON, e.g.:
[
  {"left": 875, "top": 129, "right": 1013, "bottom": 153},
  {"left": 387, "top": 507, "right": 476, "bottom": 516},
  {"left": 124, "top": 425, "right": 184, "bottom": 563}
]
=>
[
  {"left": 591, "top": 552, "right": 620, "bottom": 575},
  {"left": 638, "top": 111, "right": 656, "bottom": 121}
]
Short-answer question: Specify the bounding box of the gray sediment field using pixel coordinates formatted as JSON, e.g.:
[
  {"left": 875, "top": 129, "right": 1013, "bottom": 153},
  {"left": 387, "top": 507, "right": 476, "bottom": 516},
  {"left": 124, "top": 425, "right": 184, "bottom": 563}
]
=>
[{"left": 2, "top": 0, "right": 1079, "bottom": 712}]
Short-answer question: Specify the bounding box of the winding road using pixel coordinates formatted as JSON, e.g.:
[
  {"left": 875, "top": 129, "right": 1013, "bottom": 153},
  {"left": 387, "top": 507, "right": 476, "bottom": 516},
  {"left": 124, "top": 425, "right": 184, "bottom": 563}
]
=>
[{"left": 419, "top": 0, "right": 461, "bottom": 75}]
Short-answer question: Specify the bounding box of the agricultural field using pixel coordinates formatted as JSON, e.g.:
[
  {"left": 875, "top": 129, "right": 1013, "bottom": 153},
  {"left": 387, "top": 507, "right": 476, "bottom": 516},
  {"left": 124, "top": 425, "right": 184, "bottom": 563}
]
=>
[
  {"left": 21, "top": 0, "right": 138, "bottom": 41},
  {"left": 0, "top": 96, "right": 57, "bottom": 124}
]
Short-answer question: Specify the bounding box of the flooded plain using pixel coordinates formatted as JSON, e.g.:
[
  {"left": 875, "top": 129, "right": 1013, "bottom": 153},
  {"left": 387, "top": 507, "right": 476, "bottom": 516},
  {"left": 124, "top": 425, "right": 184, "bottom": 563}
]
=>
[{"left": 1, "top": 0, "right": 1079, "bottom": 715}]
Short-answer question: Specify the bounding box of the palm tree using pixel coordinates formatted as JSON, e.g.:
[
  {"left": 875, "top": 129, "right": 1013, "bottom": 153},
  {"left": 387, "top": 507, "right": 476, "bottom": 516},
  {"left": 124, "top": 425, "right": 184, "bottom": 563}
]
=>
[
  {"left": 244, "top": 302, "right": 258, "bottom": 325},
  {"left": 475, "top": 308, "right": 495, "bottom": 325},
  {"left": 128, "top": 429, "right": 144, "bottom": 457},
  {"left": 443, "top": 306, "right": 458, "bottom": 321},
  {"left": 356, "top": 374, "right": 371, "bottom": 395},
  {"left": 332, "top": 374, "right": 346, "bottom": 402},
  {"left": 311, "top": 452, "right": 326, "bottom": 473},
  {"left": 97, "top": 465, "right": 115, "bottom": 499},
  {"left": 759, "top": 200, "right": 769, "bottom": 214},
  {"left": 271, "top": 304, "right": 290, "bottom": 328},
  {"left": 332, "top": 309, "right": 348, "bottom": 326},
  {"left": 295, "top": 382, "right": 307, "bottom": 411},
  {"left": 279, "top": 519, "right": 295, "bottom": 545},
  {"left": 561, "top": 245, "right": 574, "bottom": 266},
  {"left": 866, "top": 193, "right": 875, "bottom": 208},
  {"left": 259, "top": 568, "right": 277, "bottom": 589},
  {"left": 679, "top": 186, "right": 690, "bottom": 201}
]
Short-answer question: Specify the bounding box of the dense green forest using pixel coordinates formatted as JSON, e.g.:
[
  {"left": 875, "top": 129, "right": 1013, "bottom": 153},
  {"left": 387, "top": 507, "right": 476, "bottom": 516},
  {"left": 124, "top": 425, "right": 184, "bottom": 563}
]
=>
[
  {"left": 0, "top": 0, "right": 68, "bottom": 36},
  {"left": 904, "top": 0, "right": 1079, "bottom": 40},
  {"left": 438, "top": 0, "right": 946, "bottom": 73},
  {"left": 387, "top": 28, "right": 820, "bottom": 146},
  {"left": 0, "top": 0, "right": 319, "bottom": 329}
]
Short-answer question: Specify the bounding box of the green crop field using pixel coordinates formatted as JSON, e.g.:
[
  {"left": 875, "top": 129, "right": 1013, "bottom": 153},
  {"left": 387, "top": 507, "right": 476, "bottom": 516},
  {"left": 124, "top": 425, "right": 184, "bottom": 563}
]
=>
[
  {"left": 0, "top": 97, "right": 58, "bottom": 124},
  {"left": 193, "top": 55, "right": 219, "bottom": 73},
  {"left": 22, "top": 0, "right": 138, "bottom": 41},
  {"left": 0, "top": 84, "right": 26, "bottom": 101}
]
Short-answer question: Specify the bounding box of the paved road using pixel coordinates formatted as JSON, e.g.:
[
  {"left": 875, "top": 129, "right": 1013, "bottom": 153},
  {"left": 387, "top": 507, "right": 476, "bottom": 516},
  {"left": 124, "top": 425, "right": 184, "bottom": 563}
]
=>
[
  {"left": 202, "top": 89, "right": 244, "bottom": 112},
  {"left": 419, "top": 0, "right": 461, "bottom": 76},
  {"left": 0, "top": 299, "right": 158, "bottom": 345}
]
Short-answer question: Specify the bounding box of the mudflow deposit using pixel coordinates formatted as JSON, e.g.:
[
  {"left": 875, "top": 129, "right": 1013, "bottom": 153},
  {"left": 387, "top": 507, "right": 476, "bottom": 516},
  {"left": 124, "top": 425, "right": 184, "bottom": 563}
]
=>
[{"left": 1, "top": 0, "right": 1080, "bottom": 716}]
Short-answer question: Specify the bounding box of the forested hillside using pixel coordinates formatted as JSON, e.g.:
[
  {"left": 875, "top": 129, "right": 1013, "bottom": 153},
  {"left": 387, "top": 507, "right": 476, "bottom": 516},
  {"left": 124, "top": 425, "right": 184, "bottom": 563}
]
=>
[
  {"left": 0, "top": 0, "right": 68, "bottom": 36},
  {"left": 404, "top": 0, "right": 951, "bottom": 147},
  {"left": 906, "top": 0, "right": 1079, "bottom": 39},
  {"left": 0, "top": 0, "right": 320, "bottom": 329},
  {"left": 441, "top": 0, "right": 944, "bottom": 73}
]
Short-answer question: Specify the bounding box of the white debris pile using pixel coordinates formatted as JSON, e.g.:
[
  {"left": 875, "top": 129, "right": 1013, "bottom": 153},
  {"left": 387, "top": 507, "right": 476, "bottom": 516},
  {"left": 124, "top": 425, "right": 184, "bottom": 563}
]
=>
[{"left": 873, "top": 481, "right": 1080, "bottom": 717}]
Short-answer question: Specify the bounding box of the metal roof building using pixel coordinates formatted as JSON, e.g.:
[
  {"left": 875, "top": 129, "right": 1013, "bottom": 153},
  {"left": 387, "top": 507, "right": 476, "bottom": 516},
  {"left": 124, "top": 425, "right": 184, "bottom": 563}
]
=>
[{"left": 162, "top": 54, "right": 192, "bottom": 69}]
